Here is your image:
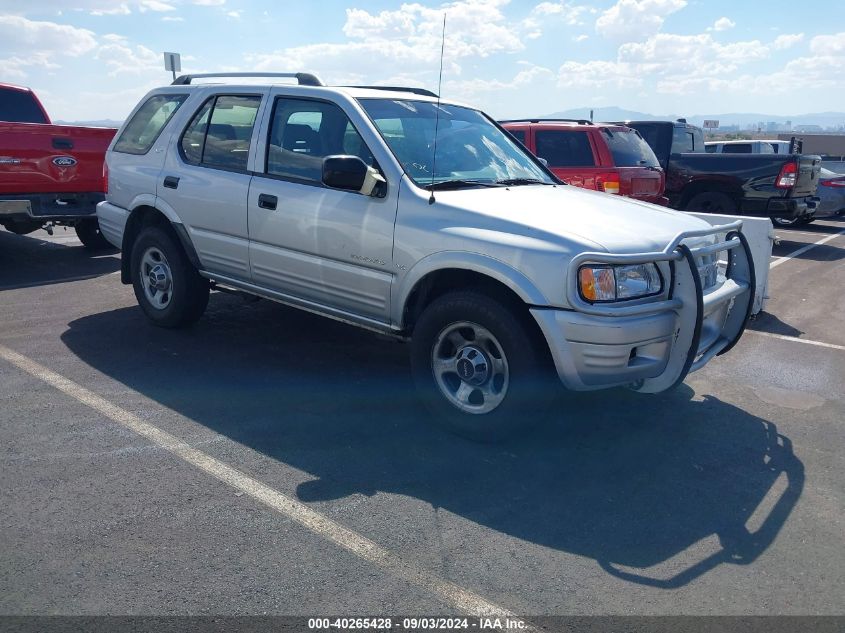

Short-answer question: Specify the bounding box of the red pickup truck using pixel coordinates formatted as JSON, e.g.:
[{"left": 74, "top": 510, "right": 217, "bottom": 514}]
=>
[
  {"left": 0, "top": 83, "right": 116, "bottom": 248},
  {"left": 499, "top": 119, "right": 667, "bottom": 205}
]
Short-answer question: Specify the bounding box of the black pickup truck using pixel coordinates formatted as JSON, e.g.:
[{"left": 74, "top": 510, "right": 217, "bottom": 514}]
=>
[{"left": 616, "top": 120, "right": 821, "bottom": 226}]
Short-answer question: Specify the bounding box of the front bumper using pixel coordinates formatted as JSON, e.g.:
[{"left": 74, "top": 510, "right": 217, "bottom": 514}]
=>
[{"left": 532, "top": 221, "right": 755, "bottom": 393}]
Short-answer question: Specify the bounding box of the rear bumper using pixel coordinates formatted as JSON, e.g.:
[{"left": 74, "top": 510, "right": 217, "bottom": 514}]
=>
[
  {"left": 0, "top": 192, "right": 103, "bottom": 221},
  {"left": 740, "top": 195, "right": 819, "bottom": 219},
  {"left": 532, "top": 222, "right": 755, "bottom": 393},
  {"left": 95, "top": 200, "right": 130, "bottom": 249}
]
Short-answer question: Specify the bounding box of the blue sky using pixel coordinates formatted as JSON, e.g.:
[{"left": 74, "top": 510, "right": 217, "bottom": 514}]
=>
[{"left": 1, "top": 0, "right": 843, "bottom": 122}]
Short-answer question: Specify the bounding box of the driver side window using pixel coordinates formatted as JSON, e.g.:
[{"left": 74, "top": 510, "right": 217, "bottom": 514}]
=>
[{"left": 266, "top": 98, "right": 375, "bottom": 184}]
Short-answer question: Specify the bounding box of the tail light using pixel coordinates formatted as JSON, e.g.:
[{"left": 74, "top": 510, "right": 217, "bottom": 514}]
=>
[
  {"left": 820, "top": 177, "right": 845, "bottom": 188},
  {"left": 102, "top": 161, "right": 109, "bottom": 194},
  {"left": 596, "top": 172, "right": 621, "bottom": 194},
  {"left": 775, "top": 162, "right": 798, "bottom": 189}
]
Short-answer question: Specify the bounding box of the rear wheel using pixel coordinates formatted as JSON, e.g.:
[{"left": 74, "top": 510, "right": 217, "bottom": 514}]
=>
[
  {"left": 130, "top": 226, "right": 209, "bottom": 328},
  {"left": 410, "top": 291, "right": 556, "bottom": 442},
  {"left": 75, "top": 219, "right": 111, "bottom": 250},
  {"left": 685, "top": 191, "right": 737, "bottom": 214},
  {"left": 771, "top": 215, "right": 808, "bottom": 228}
]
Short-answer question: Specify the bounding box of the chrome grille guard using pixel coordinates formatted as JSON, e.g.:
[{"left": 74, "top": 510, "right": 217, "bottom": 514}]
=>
[{"left": 566, "top": 220, "right": 755, "bottom": 393}]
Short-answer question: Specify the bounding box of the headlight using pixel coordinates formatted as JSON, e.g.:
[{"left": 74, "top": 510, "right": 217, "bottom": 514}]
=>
[{"left": 578, "top": 263, "right": 663, "bottom": 302}]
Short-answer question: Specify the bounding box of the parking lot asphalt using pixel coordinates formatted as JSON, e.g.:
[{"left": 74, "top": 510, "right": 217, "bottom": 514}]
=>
[{"left": 1, "top": 219, "right": 843, "bottom": 617}]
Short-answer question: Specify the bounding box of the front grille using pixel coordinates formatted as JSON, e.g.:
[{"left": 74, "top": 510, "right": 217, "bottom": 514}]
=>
[{"left": 695, "top": 252, "right": 721, "bottom": 290}]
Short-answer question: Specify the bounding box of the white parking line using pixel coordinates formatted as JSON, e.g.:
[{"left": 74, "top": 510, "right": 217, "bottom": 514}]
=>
[
  {"left": 770, "top": 228, "right": 845, "bottom": 269},
  {"left": 746, "top": 330, "right": 845, "bottom": 352},
  {"left": 0, "top": 343, "right": 514, "bottom": 619}
]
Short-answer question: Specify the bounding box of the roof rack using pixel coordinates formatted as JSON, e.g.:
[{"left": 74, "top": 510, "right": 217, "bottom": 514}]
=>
[
  {"left": 499, "top": 118, "right": 594, "bottom": 125},
  {"left": 345, "top": 86, "right": 438, "bottom": 98},
  {"left": 171, "top": 72, "right": 324, "bottom": 86}
]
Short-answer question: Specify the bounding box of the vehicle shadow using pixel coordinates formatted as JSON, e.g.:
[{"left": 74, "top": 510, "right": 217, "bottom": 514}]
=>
[
  {"left": 60, "top": 295, "right": 804, "bottom": 590},
  {"left": 0, "top": 230, "right": 119, "bottom": 291},
  {"left": 747, "top": 311, "right": 803, "bottom": 337}
]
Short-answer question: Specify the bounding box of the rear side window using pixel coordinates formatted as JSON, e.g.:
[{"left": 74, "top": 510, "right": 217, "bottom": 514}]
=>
[
  {"left": 601, "top": 128, "right": 660, "bottom": 167},
  {"left": 535, "top": 130, "right": 595, "bottom": 167},
  {"left": 0, "top": 88, "right": 48, "bottom": 123},
  {"left": 178, "top": 95, "right": 262, "bottom": 171},
  {"left": 508, "top": 129, "right": 527, "bottom": 145},
  {"left": 705, "top": 144, "right": 718, "bottom": 153},
  {"left": 114, "top": 94, "right": 187, "bottom": 155}
]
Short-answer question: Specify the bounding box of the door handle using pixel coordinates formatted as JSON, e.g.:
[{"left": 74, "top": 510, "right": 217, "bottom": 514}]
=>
[
  {"left": 258, "top": 193, "right": 278, "bottom": 210},
  {"left": 52, "top": 137, "right": 73, "bottom": 150},
  {"left": 163, "top": 176, "right": 180, "bottom": 189}
]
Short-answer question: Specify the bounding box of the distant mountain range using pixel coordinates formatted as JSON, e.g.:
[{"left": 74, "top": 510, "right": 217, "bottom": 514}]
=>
[{"left": 539, "top": 107, "right": 845, "bottom": 129}]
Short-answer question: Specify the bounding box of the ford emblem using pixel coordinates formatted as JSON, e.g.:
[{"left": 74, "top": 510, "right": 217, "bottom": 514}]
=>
[{"left": 52, "top": 156, "right": 77, "bottom": 167}]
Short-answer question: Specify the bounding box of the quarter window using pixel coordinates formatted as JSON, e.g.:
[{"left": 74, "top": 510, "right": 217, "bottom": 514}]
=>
[
  {"left": 534, "top": 130, "right": 596, "bottom": 167},
  {"left": 114, "top": 94, "right": 187, "bottom": 155},
  {"left": 266, "top": 98, "right": 375, "bottom": 183}
]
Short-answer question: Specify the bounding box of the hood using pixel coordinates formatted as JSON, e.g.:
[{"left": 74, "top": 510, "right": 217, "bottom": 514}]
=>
[{"left": 432, "top": 183, "right": 715, "bottom": 253}]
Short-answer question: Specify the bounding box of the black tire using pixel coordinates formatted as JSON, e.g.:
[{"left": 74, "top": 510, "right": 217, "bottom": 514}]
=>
[
  {"left": 771, "top": 215, "right": 804, "bottom": 228},
  {"left": 75, "top": 219, "right": 112, "bottom": 250},
  {"left": 410, "top": 291, "right": 556, "bottom": 442},
  {"left": 685, "top": 191, "right": 737, "bottom": 214},
  {"left": 130, "top": 226, "right": 209, "bottom": 328}
]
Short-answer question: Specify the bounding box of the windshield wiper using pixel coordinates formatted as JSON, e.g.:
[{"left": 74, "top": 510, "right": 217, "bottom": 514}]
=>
[
  {"left": 495, "top": 178, "right": 553, "bottom": 186},
  {"left": 426, "top": 179, "right": 502, "bottom": 191}
]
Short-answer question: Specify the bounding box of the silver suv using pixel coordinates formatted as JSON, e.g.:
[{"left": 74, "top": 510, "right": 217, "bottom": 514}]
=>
[{"left": 97, "top": 72, "right": 755, "bottom": 439}]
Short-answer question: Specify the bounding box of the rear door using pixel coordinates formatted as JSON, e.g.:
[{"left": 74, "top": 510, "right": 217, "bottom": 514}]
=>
[
  {"left": 156, "top": 91, "right": 267, "bottom": 281},
  {"left": 533, "top": 128, "right": 602, "bottom": 189}
]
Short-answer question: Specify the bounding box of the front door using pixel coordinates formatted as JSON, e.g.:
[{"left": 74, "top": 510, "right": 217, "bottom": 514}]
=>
[{"left": 247, "top": 95, "right": 397, "bottom": 323}]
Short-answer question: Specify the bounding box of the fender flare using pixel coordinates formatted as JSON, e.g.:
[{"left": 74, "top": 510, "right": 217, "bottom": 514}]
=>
[{"left": 392, "top": 251, "right": 550, "bottom": 327}]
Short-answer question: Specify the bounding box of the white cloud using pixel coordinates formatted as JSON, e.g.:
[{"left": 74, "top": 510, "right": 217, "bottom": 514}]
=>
[
  {"left": 772, "top": 33, "right": 803, "bottom": 50},
  {"left": 138, "top": 0, "right": 176, "bottom": 12},
  {"left": 91, "top": 4, "right": 131, "bottom": 15},
  {"left": 810, "top": 31, "right": 845, "bottom": 55},
  {"left": 248, "top": 0, "right": 526, "bottom": 85},
  {"left": 193, "top": 0, "right": 226, "bottom": 4},
  {"left": 619, "top": 33, "right": 769, "bottom": 73},
  {"left": 712, "top": 17, "right": 735, "bottom": 31},
  {"left": 0, "top": 15, "right": 98, "bottom": 79},
  {"left": 96, "top": 42, "right": 160, "bottom": 75},
  {"left": 558, "top": 60, "right": 644, "bottom": 90},
  {"left": 523, "top": 2, "right": 594, "bottom": 38},
  {"left": 574, "top": 34, "right": 588, "bottom": 42},
  {"left": 595, "top": 0, "right": 687, "bottom": 41},
  {"left": 226, "top": 10, "right": 241, "bottom": 19}
]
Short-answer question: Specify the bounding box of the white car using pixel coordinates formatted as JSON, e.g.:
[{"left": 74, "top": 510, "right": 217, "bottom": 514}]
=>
[
  {"left": 97, "top": 72, "right": 755, "bottom": 440},
  {"left": 705, "top": 140, "right": 793, "bottom": 154}
]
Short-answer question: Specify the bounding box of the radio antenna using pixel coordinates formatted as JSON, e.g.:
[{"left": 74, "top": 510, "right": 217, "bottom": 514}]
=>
[{"left": 428, "top": 12, "right": 446, "bottom": 205}]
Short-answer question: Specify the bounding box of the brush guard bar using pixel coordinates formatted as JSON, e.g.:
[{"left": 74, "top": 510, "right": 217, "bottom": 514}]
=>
[{"left": 565, "top": 220, "right": 755, "bottom": 393}]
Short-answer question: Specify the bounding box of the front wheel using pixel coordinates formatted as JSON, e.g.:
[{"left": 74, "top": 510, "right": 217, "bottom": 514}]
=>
[
  {"left": 410, "top": 291, "right": 556, "bottom": 442},
  {"left": 130, "top": 226, "right": 209, "bottom": 328},
  {"left": 75, "top": 219, "right": 112, "bottom": 250}
]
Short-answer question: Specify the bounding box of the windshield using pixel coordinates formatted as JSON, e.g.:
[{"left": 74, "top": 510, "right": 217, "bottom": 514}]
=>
[
  {"left": 358, "top": 98, "right": 554, "bottom": 188},
  {"left": 602, "top": 128, "right": 660, "bottom": 168}
]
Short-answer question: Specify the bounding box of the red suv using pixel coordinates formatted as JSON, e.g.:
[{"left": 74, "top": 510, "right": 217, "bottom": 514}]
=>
[{"left": 500, "top": 119, "right": 668, "bottom": 205}]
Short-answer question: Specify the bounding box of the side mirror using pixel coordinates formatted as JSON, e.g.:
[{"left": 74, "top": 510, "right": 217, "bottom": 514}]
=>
[
  {"left": 322, "top": 155, "right": 368, "bottom": 192},
  {"left": 537, "top": 157, "right": 549, "bottom": 167}
]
